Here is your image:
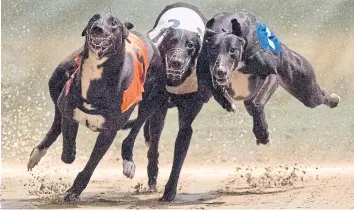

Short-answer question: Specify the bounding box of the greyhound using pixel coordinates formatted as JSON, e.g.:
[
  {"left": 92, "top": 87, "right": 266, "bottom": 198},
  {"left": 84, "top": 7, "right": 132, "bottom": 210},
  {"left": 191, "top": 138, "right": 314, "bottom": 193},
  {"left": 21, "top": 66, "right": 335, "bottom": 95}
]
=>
[
  {"left": 121, "top": 2, "right": 209, "bottom": 201},
  {"left": 197, "top": 12, "right": 340, "bottom": 145},
  {"left": 26, "top": 13, "right": 167, "bottom": 201}
]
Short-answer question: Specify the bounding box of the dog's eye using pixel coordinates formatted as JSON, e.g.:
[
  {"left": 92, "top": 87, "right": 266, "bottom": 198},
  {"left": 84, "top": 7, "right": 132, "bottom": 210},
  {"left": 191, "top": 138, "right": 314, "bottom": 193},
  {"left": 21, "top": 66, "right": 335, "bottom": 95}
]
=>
[
  {"left": 170, "top": 38, "right": 178, "bottom": 45},
  {"left": 112, "top": 20, "right": 118, "bottom": 26},
  {"left": 230, "top": 48, "right": 236, "bottom": 54},
  {"left": 187, "top": 43, "right": 194, "bottom": 49}
]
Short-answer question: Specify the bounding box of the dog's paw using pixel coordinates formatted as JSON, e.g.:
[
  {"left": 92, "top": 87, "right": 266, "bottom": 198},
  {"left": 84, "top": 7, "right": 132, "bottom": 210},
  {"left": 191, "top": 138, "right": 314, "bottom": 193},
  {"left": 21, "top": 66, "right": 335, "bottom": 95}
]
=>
[
  {"left": 61, "top": 148, "right": 76, "bottom": 164},
  {"left": 329, "top": 93, "right": 340, "bottom": 108},
  {"left": 27, "top": 147, "right": 47, "bottom": 171},
  {"left": 225, "top": 103, "right": 236, "bottom": 113},
  {"left": 63, "top": 189, "right": 81, "bottom": 204},
  {"left": 148, "top": 184, "right": 157, "bottom": 193},
  {"left": 123, "top": 160, "right": 136, "bottom": 179},
  {"left": 159, "top": 192, "right": 176, "bottom": 202},
  {"left": 256, "top": 138, "right": 270, "bottom": 145},
  {"left": 229, "top": 103, "right": 237, "bottom": 112}
]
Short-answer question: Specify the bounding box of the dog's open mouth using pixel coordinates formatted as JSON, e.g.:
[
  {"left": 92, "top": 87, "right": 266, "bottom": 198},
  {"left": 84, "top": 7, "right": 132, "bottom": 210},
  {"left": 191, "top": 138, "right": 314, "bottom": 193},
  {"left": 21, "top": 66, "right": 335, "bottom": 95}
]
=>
[
  {"left": 88, "top": 34, "right": 113, "bottom": 55},
  {"left": 213, "top": 77, "right": 229, "bottom": 91}
]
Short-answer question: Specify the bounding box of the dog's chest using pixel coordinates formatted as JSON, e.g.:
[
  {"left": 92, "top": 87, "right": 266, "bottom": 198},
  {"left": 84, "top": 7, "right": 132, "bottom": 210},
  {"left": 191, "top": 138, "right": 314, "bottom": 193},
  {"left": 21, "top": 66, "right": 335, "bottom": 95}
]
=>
[
  {"left": 228, "top": 70, "right": 251, "bottom": 101},
  {"left": 81, "top": 51, "right": 108, "bottom": 99},
  {"left": 70, "top": 51, "right": 108, "bottom": 131}
]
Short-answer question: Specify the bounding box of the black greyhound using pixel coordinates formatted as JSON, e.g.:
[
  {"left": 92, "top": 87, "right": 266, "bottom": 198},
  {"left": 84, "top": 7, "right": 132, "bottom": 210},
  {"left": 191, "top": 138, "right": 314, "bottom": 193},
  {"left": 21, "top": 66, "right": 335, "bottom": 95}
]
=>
[
  {"left": 27, "top": 13, "right": 167, "bottom": 201},
  {"left": 197, "top": 12, "right": 340, "bottom": 145},
  {"left": 121, "top": 2, "right": 210, "bottom": 201}
]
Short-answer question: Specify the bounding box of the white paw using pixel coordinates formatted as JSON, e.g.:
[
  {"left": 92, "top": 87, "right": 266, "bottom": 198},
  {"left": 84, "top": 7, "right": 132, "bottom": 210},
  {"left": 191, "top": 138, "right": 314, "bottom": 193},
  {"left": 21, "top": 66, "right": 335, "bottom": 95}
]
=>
[
  {"left": 123, "top": 160, "right": 136, "bottom": 179},
  {"left": 231, "top": 103, "right": 237, "bottom": 112},
  {"left": 330, "top": 93, "right": 340, "bottom": 102},
  {"left": 27, "top": 147, "right": 47, "bottom": 171}
]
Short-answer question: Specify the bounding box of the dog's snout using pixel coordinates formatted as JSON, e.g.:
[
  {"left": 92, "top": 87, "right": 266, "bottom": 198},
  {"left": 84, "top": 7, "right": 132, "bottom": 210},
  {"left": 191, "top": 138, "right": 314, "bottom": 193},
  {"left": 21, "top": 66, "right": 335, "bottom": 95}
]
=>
[
  {"left": 170, "top": 59, "right": 184, "bottom": 69},
  {"left": 91, "top": 25, "right": 104, "bottom": 35},
  {"left": 216, "top": 69, "right": 227, "bottom": 78}
]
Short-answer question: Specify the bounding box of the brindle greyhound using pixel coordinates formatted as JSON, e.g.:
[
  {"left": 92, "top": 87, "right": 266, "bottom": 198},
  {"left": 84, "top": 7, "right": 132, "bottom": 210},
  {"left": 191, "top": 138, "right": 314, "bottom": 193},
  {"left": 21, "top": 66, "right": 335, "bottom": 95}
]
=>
[
  {"left": 121, "top": 2, "right": 209, "bottom": 201},
  {"left": 197, "top": 12, "right": 340, "bottom": 145},
  {"left": 26, "top": 13, "right": 167, "bottom": 201}
]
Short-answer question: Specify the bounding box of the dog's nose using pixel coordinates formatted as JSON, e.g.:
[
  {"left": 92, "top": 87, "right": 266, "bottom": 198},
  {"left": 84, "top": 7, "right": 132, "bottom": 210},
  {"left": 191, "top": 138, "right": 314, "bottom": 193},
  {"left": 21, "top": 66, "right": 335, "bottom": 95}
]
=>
[
  {"left": 170, "top": 59, "right": 184, "bottom": 69},
  {"left": 216, "top": 69, "right": 227, "bottom": 78},
  {"left": 91, "top": 25, "right": 104, "bottom": 35}
]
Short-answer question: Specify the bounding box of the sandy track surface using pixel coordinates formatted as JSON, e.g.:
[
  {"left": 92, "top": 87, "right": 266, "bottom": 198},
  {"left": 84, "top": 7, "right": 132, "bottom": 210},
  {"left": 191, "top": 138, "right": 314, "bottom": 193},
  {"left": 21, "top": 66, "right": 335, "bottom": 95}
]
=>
[{"left": 2, "top": 162, "right": 354, "bottom": 209}]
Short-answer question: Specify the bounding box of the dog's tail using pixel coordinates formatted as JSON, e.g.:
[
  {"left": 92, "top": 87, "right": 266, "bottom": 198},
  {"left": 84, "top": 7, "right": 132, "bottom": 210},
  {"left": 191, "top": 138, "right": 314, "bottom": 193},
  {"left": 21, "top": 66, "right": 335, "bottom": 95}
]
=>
[{"left": 122, "top": 119, "right": 137, "bottom": 130}]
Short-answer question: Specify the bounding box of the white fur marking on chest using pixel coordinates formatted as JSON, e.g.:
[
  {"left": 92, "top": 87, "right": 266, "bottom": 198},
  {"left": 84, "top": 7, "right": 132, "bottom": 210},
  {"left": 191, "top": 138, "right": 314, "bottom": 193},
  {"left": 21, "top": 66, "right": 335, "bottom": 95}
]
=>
[
  {"left": 166, "top": 67, "right": 198, "bottom": 94},
  {"left": 229, "top": 70, "right": 251, "bottom": 101},
  {"left": 81, "top": 51, "right": 108, "bottom": 99},
  {"left": 83, "top": 102, "right": 96, "bottom": 110},
  {"left": 73, "top": 108, "right": 105, "bottom": 132}
]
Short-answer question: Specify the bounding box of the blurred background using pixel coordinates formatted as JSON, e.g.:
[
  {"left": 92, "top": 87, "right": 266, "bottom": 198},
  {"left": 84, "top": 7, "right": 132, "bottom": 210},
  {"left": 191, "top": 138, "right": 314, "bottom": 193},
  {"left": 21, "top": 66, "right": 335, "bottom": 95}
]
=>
[{"left": 2, "top": 0, "right": 354, "bottom": 168}]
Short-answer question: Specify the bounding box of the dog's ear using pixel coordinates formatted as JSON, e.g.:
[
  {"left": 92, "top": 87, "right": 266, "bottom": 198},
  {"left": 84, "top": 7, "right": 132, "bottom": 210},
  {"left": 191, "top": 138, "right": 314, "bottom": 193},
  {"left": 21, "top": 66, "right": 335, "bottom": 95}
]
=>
[
  {"left": 82, "top": 14, "right": 101, "bottom": 37},
  {"left": 124, "top": 21, "right": 134, "bottom": 30},
  {"left": 206, "top": 18, "right": 215, "bottom": 29},
  {"left": 81, "top": 25, "right": 88, "bottom": 36},
  {"left": 204, "top": 28, "right": 217, "bottom": 42},
  {"left": 231, "top": 18, "right": 242, "bottom": 36},
  {"left": 205, "top": 28, "right": 217, "bottom": 36},
  {"left": 122, "top": 25, "right": 129, "bottom": 41}
]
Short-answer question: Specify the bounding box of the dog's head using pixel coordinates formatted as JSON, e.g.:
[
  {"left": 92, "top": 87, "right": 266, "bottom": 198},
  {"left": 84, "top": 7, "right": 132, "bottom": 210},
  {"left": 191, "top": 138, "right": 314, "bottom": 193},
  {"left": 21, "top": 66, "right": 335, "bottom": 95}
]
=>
[
  {"left": 204, "top": 18, "right": 246, "bottom": 92},
  {"left": 159, "top": 27, "right": 202, "bottom": 86},
  {"left": 81, "top": 13, "right": 134, "bottom": 58}
]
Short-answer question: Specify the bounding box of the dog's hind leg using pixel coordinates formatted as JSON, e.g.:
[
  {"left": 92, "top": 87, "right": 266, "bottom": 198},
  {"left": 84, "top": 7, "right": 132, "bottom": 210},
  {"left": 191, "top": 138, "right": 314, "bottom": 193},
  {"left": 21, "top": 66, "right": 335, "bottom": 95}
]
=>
[
  {"left": 61, "top": 117, "right": 79, "bottom": 164},
  {"left": 286, "top": 80, "right": 340, "bottom": 109},
  {"left": 278, "top": 47, "right": 340, "bottom": 109},
  {"left": 64, "top": 129, "right": 117, "bottom": 202},
  {"left": 244, "top": 74, "right": 278, "bottom": 145},
  {"left": 147, "top": 107, "right": 168, "bottom": 191},
  {"left": 27, "top": 62, "right": 73, "bottom": 170},
  {"left": 27, "top": 106, "right": 62, "bottom": 171},
  {"left": 160, "top": 100, "right": 203, "bottom": 202}
]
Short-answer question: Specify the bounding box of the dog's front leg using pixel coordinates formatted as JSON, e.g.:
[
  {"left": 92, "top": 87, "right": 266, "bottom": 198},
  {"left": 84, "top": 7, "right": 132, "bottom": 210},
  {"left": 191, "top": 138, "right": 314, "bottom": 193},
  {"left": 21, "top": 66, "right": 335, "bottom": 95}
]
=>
[
  {"left": 160, "top": 101, "right": 203, "bottom": 202},
  {"left": 146, "top": 106, "right": 168, "bottom": 191},
  {"left": 122, "top": 92, "right": 168, "bottom": 179},
  {"left": 244, "top": 74, "right": 278, "bottom": 145},
  {"left": 213, "top": 88, "right": 237, "bottom": 112},
  {"left": 64, "top": 129, "right": 117, "bottom": 202},
  {"left": 143, "top": 118, "right": 151, "bottom": 146},
  {"left": 121, "top": 114, "right": 147, "bottom": 179},
  {"left": 61, "top": 116, "right": 79, "bottom": 164}
]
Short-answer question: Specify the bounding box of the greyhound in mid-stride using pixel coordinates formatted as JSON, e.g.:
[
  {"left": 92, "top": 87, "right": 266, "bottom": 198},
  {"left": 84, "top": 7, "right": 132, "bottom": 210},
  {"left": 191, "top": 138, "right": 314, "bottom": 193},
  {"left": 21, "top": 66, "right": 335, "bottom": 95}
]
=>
[
  {"left": 27, "top": 13, "right": 167, "bottom": 202},
  {"left": 197, "top": 12, "right": 340, "bottom": 145},
  {"left": 121, "top": 2, "right": 209, "bottom": 202}
]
